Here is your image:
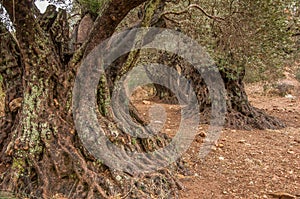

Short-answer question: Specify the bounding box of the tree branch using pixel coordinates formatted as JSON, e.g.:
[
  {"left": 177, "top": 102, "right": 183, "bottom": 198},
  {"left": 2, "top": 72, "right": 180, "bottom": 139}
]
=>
[
  {"left": 69, "top": 0, "right": 148, "bottom": 67},
  {"left": 161, "top": 3, "right": 225, "bottom": 22},
  {"left": 85, "top": 0, "right": 148, "bottom": 56},
  {"left": 292, "top": 32, "right": 300, "bottom": 37}
]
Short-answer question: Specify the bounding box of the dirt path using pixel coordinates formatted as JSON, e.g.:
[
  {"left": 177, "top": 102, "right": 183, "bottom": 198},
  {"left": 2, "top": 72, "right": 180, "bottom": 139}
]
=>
[
  {"left": 181, "top": 85, "right": 300, "bottom": 199},
  {"left": 179, "top": 127, "right": 300, "bottom": 198},
  {"left": 133, "top": 83, "right": 300, "bottom": 199}
]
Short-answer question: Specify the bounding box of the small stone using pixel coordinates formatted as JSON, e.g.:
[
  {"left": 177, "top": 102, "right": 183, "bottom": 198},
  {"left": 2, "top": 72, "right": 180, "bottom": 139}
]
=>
[
  {"left": 287, "top": 150, "right": 295, "bottom": 154},
  {"left": 218, "top": 143, "right": 224, "bottom": 148},
  {"left": 115, "top": 175, "right": 122, "bottom": 181},
  {"left": 142, "top": 100, "right": 151, "bottom": 105},
  {"left": 285, "top": 94, "right": 295, "bottom": 100},
  {"left": 211, "top": 146, "right": 217, "bottom": 151},
  {"left": 219, "top": 156, "right": 225, "bottom": 161},
  {"left": 238, "top": 140, "right": 246, "bottom": 144}
]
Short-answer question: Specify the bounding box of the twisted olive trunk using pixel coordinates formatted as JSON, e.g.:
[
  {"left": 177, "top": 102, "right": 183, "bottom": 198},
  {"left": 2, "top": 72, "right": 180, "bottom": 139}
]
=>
[{"left": 0, "top": 0, "right": 181, "bottom": 198}]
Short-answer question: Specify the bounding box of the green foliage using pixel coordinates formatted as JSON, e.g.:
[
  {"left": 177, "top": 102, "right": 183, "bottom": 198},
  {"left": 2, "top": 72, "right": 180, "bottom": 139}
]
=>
[
  {"left": 78, "top": 0, "right": 105, "bottom": 14},
  {"left": 131, "top": 137, "right": 137, "bottom": 145},
  {"left": 169, "top": 0, "right": 296, "bottom": 82}
]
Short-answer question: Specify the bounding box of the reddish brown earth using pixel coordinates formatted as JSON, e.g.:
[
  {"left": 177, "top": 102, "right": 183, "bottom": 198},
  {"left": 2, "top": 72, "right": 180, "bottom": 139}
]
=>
[{"left": 133, "top": 82, "right": 300, "bottom": 199}]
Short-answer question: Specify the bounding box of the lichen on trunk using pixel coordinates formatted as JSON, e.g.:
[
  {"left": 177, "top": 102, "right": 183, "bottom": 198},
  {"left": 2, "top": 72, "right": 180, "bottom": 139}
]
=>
[{"left": 0, "top": 0, "right": 181, "bottom": 198}]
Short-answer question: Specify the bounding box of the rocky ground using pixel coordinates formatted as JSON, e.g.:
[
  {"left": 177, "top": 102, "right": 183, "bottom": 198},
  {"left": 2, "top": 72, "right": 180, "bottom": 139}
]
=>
[{"left": 133, "top": 78, "right": 300, "bottom": 199}]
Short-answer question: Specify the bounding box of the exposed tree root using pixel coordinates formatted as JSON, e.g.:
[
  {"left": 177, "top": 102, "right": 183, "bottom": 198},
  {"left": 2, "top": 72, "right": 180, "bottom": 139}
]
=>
[
  {"left": 0, "top": 111, "right": 180, "bottom": 199},
  {"left": 225, "top": 108, "right": 286, "bottom": 130}
]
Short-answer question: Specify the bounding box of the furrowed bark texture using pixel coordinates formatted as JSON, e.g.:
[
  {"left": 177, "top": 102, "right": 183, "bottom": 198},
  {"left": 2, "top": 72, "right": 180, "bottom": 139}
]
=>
[{"left": 0, "top": 0, "right": 181, "bottom": 198}]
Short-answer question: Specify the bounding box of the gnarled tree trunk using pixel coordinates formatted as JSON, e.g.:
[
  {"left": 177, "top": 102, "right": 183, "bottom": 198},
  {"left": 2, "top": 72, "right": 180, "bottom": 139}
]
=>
[
  {"left": 150, "top": 52, "right": 286, "bottom": 130},
  {"left": 0, "top": 0, "right": 181, "bottom": 198}
]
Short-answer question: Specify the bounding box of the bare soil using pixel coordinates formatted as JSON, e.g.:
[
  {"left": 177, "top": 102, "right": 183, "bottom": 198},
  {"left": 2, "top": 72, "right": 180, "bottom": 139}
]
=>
[{"left": 132, "top": 83, "right": 300, "bottom": 199}]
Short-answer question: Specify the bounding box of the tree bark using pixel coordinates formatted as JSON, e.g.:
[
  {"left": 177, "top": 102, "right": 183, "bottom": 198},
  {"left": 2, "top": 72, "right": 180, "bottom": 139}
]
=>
[
  {"left": 0, "top": 23, "right": 23, "bottom": 163},
  {"left": 220, "top": 67, "right": 286, "bottom": 130},
  {"left": 0, "top": 0, "right": 181, "bottom": 198},
  {"left": 151, "top": 52, "right": 286, "bottom": 130}
]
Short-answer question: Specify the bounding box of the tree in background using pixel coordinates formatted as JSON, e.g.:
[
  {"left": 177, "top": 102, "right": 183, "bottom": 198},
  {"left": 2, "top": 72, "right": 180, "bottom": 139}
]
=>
[
  {"left": 165, "top": 0, "right": 296, "bottom": 81},
  {"left": 150, "top": 0, "right": 296, "bottom": 129}
]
